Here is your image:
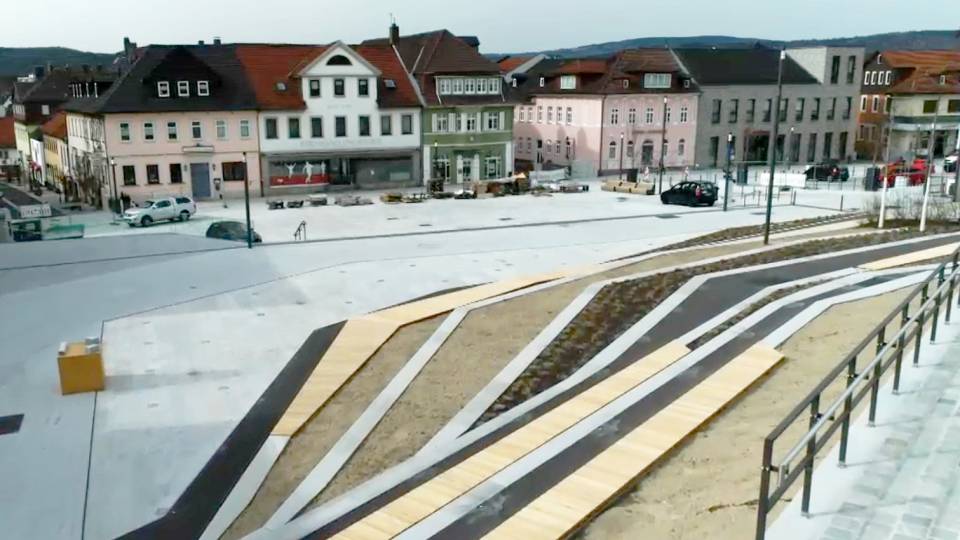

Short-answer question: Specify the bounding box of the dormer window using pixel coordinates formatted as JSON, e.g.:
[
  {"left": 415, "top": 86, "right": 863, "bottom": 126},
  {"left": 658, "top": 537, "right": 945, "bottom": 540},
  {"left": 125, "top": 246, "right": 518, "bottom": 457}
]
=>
[
  {"left": 177, "top": 80, "right": 190, "bottom": 97},
  {"left": 158, "top": 81, "right": 170, "bottom": 97},
  {"left": 643, "top": 73, "right": 671, "bottom": 89},
  {"left": 683, "top": 79, "right": 691, "bottom": 88},
  {"left": 560, "top": 75, "right": 576, "bottom": 90},
  {"left": 197, "top": 80, "right": 210, "bottom": 96},
  {"left": 622, "top": 79, "right": 629, "bottom": 89},
  {"left": 940, "top": 75, "right": 948, "bottom": 85},
  {"left": 539, "top": 77, "right": 545, "bottom": 87}
]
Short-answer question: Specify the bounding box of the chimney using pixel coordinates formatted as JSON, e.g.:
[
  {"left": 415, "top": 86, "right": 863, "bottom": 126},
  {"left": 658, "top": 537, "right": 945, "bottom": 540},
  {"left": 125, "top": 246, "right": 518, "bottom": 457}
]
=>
[
  {"left": 213, "top": 36, "right": 222, "bottom": 45},
  {"left": 123, "top": 37, "right": 138, "bottom": 63},
  {"left": 198, "top": 40, "right": 205, "bottom": 46},
  {"left": 389, "top": 22, "right": 400, "bottom": 46},
  {"left": 34, "top": 65, "right": 45, "bottom": 79}
]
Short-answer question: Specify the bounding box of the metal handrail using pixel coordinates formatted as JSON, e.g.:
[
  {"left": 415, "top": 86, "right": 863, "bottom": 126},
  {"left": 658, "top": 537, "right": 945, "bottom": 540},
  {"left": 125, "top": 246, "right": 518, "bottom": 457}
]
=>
[
  {"left": 755, "top": 244, "right": 960, "bottom": 539},
  {"left": 294, "top": 220, "right": 307, "bottom": 241}
]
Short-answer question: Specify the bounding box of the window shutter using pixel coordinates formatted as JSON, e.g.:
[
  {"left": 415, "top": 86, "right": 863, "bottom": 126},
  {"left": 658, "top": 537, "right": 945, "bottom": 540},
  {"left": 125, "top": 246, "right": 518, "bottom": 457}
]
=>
[
  {"left": 460, "top": 113, "right": 467, "bottom": 132},
  {"left": 498, "top": 111, "right": 505, "bottom": 130},
  {"left": 432, "top": 113, "right": 438, "bottom": 133}
]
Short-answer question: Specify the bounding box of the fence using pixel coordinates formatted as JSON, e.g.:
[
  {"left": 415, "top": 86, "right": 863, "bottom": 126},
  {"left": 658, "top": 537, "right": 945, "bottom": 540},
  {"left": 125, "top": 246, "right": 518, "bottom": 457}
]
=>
[{"left": 754, "top": 245, "right": 960, "bottom": 539}]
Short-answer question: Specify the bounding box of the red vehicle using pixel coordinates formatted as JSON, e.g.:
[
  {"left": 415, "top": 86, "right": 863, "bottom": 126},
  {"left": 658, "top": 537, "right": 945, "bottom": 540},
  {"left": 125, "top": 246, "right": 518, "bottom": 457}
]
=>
[{"left": 884, "top": 158, "right": 928, "bottom": 187}]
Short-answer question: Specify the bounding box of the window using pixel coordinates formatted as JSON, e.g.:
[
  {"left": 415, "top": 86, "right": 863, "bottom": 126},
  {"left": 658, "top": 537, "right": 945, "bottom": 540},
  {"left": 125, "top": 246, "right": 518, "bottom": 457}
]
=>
[
  {"left": 311, "top": 117, "right": 323, "bottom": 138},
  {"left": 864, "top": 70, "right": 871, "bottom": 85},
  {"left": 885, "top": 96, "right": 892, "bottom": 113},
  {"left": 830, "top": 55, "right": 841, "bottom": 84},
  {"left": 485, "top": 156, "right": 501, "bottom": 178},
  {"left": 478, "top": 79, "right": 488, "bottom": 94},
  {"left": 466, "top": 112, "right": 479, "bottom": 132},
  {"left": 626, "top": 140, "right": 635, "bottom": 158},
  {"left": 216, "top": 120, "right": 227, "bottom": 140},
  {"left": 486, "top": 112, "right": 501, "bottom": 131},
  {"left": 335, "top": 116, "right": 347, "bottom": 137},
  {"left": 265, "top": 118, "right": 278, "bottom": 139},
  {"left": 872, "top": 96, "right": 880, "bottom": 113},
  {"left": 539, "top": 77, "right": 545, "bottom": 87},
  {"left": 807, "top": 133, "right": 818, "bottom": 162},
  {"left": 711, "top": 99, "right": 721, "bottom": 124},
  {"left": 240, "top": 119, "right": 251, "bottom": 139},
  {"left": 728, "top": 99, "right": 738, "bottom": 123},
  {"left": 334, "top": 78, "right": 345, "bottom": 97},
  {"left": 941, "top": 75, "right": 948, "bottom": 85},
  {"left": 560, "top": 75, "right": 576, "bottom": 90},
  {"left": 678, "top": 138, "right": 685, "bottom": 156},
  {"left": 358, "top": 115, "right": 370, "bottom": 136},
  {"left": 665, "top": 106, "right": 672, "bottom": 123},
  {"left": 662, "top": 139, "right": 669, "bottom": 157},
  {"left": 778, "top": 98, "right": 789, "bottom": 122},
  {"left": 41, "top": 104, "right": 50, "bottom": 115},
  {"left": 795, "top": 98, "right": 805, "bottom": 121},
  {"left": 167, "top": 121, "right": 178, "bottom": 140},
  {"left": 811, "top": 98, "right": 821, "bottom": 121},
  {"left": 827, "top": 98, "right": 836, "bottom": 120},
  {"left": 380, "top": 115, "right": 391, "bottom": 135},
  {"left": 146, "top": 164, "right": 160, "bottom": 184},
  {"left": 358, "top": 78, "right": 369, "bottom": 97},
  {"left": 547, "top": 106, "right": 554, "bottom": 123},
  {"left": 401, "top": 114, "right": 413, "bottom": 135},
  {"left": 120, "top": 122, "right": 131, "bottom": 142},
  {"left": 222, "top": 161, "right": 246, "bottom": 182},
  {"left": 309, "top": 80, "right": 320, "bottom": 97},
  {"left": 565, "top": 138, "right": 572, "bottom": 159},
  {"left": 158, "top": 81, "right": 170, "bottom": 97},
  {"left": 842, "top": 97, "right": 852, "bottom": 120},
  {"left": 537, "top": 106, "right": 543, "bottom": 122},
  {"left": 823, "top": 132, "right": 833, "bottom": 160},
  {"left": 197, "top": 81, "right": 210, "bottom": 96},
  {"left": 838, "top": 132, "right": 848, "bottom": 159},
  {"left": 746, "top": 100, "right": 755, "bottom": 122},
  {"left": 122, "top": 165, "right": 136, "bottom": 186},
  {"left": 439, "top": 79, "right": 451, "bottom": 94},
  {"left": 169, "top": 163, "right": 182, "bottom": 184},
  {"left": 643, "top": 73, "right": 671, "bottom": 88},
  {"left": 288, "top": 117, "right": 300, "bottom": 138},
  {"left": 884, "top": 71, "right": 891, "bottom": 85},
  {"left": 763, "top": 98, "right": 772, "bottom": 122},
  {"left": 519, "top": 108, "right": 526, "bottom": 122},
  {"left": 645, "top": 107, "right": 654, "bottom": 124},
  {"left": 870, "top": 71, "right": 877, "bottom": 85},
  {"left": 566, "top": 107, "right": 572, "bottom": 124},
  {"left": 610, "top": 108, "right": 619, "bottom": 125},
  {"left": 846, "top": 55, "right": 856, "bottom": 84},
  {"left": 143, "top": 122, "right": 154, "bottom": 141},
  {"left": 623, "top": 108, "right": 636, "bottom": 125},
  {"left": 608, "top": 141, "right": 617, "bottom": 159},
  {"left": 948, "top": 100, "right": 960, "bottom": 113},
  {"left": 436, "top": 113, "right": 448, "bottom": 133},
  {"left": 789, "top": 132, "right": 802, "bottom": 162},
  {"left": 923, "top": 100, "right": 938, "bottom": 114},
  {"left": 546, "top": 139, "right": 552, "bottom": 154},
  {"left": 709, "top": 136, "right": 719, "bottom": 167},
  {"left": 465, "top": 78, "right": 476, "bottom": 94},
  {"left": 489, "top": 78, "right": 501, "bottom": 94},
  {"left": 177, "top": 80, "right": 190, "bottom": 97},
  {"left": 860, "top": 95, "right": 868, "bottom": 112},
  {"left": 192, "top": 121, "right": 202, "bottom": 139}
]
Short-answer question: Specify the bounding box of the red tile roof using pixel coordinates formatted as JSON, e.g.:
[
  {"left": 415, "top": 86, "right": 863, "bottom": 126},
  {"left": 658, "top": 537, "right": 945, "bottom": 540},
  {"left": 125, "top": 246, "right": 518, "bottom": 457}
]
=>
[
  {"left": 498, "top": 56, "right": 534, "bottom": 73},
  {"left": 889, "top": 70, "right": 960, "bottom": 95},
  {"left": 0, "top": 116, "right": 15, "bottom": 148},
  {"left": 353, "top": 44, "right": 421, "bottom": 109},
  {"left": 881, "top": 50, "right": 960, "bottom": 70},
  {"left": 40, "top": 111, "right": 68, "bottom": 140}
]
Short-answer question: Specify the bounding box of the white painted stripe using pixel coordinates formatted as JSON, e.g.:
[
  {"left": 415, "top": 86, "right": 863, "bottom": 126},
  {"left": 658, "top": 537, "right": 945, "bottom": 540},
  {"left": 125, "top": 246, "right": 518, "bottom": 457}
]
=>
[{"left": 394, "top": 271, "right": 929, "bottom": 539}]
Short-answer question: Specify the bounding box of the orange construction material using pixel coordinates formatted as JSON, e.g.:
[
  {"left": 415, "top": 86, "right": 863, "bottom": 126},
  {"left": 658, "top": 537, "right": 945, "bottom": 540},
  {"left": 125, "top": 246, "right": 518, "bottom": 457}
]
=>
[{"left": 57, "top": 338, "right": 105, "bottom": 395}]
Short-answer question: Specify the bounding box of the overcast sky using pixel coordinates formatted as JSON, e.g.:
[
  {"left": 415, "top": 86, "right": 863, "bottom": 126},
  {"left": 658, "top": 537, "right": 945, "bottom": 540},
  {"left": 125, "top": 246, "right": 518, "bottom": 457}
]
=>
[{"left": 4, "top": 0, "right": 953, "bottom": 54}]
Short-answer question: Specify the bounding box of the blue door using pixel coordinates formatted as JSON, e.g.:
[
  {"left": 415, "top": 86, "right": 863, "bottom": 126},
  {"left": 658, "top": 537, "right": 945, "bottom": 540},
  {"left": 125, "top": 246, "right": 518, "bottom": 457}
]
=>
[{"left": 190, "top": 163, "right": 211, "bottom": 199}]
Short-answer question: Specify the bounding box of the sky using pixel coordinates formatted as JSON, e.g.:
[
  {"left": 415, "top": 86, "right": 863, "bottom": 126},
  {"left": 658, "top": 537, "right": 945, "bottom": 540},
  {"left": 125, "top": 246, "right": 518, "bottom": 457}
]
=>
[{"left": 3, "top": 0, "right": 954, "bottom": 54}]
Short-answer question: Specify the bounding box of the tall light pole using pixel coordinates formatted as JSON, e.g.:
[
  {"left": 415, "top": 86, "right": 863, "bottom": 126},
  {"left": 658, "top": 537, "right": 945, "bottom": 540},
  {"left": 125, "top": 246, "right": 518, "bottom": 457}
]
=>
[
  {"left": 658, "top": 96, "right": 667, "bottom": 193},
  {"left": 242, "top": 151, "right": 252, "bottom": 249},
  {"left": 619, "top": 133, "right": 624, "bottom": 180},
  {"left": 724, "top": 131, "right": 733, "bottom": 211},
  {"left": 763, "top": 49, "right": 785, "bottom": 245}
]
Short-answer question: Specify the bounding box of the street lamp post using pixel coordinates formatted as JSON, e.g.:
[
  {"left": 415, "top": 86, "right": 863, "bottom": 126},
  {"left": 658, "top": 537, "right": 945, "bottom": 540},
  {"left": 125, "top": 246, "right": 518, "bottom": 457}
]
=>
[
  {"left": 723, "top": 132, "right": 733, "bottom": 211},
  {"left": 109, "top": 156, "right": 121, "bottom": 217},
  {"left": 619, "top": 133, "right": 624, "bottom": 180},
  {"left": 763, "top": 49, "right": 786, "bottom": 245},
  {"left": 242, "top": 151, "right": 252, "bottom": 249},
  {"left": 658, "top": 96, "right": 667, "bottom": 194}
]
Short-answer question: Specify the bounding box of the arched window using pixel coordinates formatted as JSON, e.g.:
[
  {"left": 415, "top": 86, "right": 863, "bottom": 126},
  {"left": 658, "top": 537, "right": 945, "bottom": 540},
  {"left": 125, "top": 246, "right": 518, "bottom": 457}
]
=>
[
  {"left": 327, "top": 54, "right": 352, "bottom": 66},
  {"left": 565, "top": 137, "right": 572, "bottom": 159},
  {"left": 626, "top": 140, "right": 635, "bottom": 158},
  {"left": 608, "top": 141, "right": 617, "bottom": 159},
  {"left": 678, "top": 138, "right": 686, "bottom": 156},
  {"left": 662, "top": 139, "right": 669, "bottom": 158}
]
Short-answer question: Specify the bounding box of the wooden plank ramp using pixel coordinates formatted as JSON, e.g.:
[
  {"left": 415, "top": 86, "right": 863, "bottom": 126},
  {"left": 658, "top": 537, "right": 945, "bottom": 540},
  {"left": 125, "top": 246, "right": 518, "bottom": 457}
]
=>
[
  {"left": 859, "top": 242, "right": 959, "bottom": 271},
  {"left": 331, "top": 341, "right": 691, "bottom": 539},
  {"left": 273, "top": 269, "right": 599, "bottom": 436},
  {"left": 481, "top": 344, "right": 784, "bottom": 540}
]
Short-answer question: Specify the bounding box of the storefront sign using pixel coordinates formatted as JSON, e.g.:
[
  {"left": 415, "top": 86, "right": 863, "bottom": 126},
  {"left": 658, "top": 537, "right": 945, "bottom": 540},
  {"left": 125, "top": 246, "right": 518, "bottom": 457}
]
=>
[{"left": 19, "top": 204, "right": 52, "bottom": 218}]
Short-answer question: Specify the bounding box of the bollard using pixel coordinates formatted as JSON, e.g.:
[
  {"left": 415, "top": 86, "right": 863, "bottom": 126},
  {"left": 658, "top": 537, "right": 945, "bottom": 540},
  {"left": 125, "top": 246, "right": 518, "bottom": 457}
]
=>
[{"left": 840, "top": 195, "right": 844, "bottom": 212}]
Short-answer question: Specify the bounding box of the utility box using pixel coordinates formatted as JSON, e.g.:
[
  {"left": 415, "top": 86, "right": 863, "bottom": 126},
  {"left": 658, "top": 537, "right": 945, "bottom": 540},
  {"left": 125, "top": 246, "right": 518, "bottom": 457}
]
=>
[{"left": 57, "top": 338, "right": 105, "bottom": 395}]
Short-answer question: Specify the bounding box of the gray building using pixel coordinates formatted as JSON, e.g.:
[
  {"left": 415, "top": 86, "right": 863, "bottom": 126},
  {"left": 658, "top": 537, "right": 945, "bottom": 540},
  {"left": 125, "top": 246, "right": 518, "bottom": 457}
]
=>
[{"left": 673, "top": 46, "right": 863, "bottom": 169}]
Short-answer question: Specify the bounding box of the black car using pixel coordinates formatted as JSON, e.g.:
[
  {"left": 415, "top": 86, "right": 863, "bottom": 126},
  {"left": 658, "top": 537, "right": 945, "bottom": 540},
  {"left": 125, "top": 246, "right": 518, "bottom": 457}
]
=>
[
  {"left": 804, "top": 161, "right": 849, "bottom": 182},
  {"left": 206, "top": 221, "right": 263, "bottom": 243},
  {"left": 660, "top": 181, "right": 718, "bottom": 206},
  {"left": 946, "top": 152, "right": 957, "bottom": 174}
]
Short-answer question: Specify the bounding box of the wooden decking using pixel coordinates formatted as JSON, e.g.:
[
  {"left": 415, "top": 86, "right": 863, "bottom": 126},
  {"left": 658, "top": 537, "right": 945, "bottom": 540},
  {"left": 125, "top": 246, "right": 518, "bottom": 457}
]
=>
[{"left": 331, "top": 341, "right": 691, "bottom": 539}]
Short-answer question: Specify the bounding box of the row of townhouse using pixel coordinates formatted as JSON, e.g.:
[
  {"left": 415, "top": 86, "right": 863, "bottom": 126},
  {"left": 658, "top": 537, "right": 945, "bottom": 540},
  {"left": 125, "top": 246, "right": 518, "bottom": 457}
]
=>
[
  {"left": 856, "top": 50, "right": 960, "bottom": 161},
  {"left": 504, "top": 46, "right": 864, "bottom": 175},
  {"left": 48, "top": 25, "right": 515, "bottom": 207}
]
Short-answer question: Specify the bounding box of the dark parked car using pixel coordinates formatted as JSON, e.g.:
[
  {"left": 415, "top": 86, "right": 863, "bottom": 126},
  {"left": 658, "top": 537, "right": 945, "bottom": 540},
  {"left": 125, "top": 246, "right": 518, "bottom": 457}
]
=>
[
  {"left": 660, "top": 181, "right": 718, "bottom": 206},
  {"left": 206, "top": 221, "right": 262, "bottom": 243},
  {"left": 804, "top": 161, "right": 849, "bottom": 182},
  {"left": 946, "top": 152, "right": 958, "bottom": 174}
]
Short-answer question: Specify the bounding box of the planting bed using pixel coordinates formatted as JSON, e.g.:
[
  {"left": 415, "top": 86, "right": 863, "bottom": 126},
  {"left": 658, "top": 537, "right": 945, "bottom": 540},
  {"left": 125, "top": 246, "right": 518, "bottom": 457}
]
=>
[{"left": 475, "top": 227, "right": 952, "bottom": 426}]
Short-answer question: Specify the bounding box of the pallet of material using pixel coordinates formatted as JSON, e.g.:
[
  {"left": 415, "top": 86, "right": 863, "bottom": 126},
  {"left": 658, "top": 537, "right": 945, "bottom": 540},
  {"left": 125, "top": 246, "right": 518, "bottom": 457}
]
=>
[
  {"left": 379, "top": 192, "right": 403, "bottom": 204},
  {"left": 336, "top": 195, "right": 374, "bottom": 207},
  {"left": 402, "top": 193, "right": 428, "bottom": 203},
  {"left": 308, "top": 194, "right": 328, "bottom": 206},
  {"left": 600, "top": 180, "right": 654, "bottom": 195}
]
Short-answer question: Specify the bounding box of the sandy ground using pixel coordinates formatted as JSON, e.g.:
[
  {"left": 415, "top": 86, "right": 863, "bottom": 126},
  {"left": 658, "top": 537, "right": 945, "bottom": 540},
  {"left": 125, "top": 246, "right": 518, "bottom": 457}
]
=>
[
  {"left": 223, "top": 316, "right": 444, "bottom": 539},
  {"left": 580, "top": 289, "right": 914, "bottom": 540}
]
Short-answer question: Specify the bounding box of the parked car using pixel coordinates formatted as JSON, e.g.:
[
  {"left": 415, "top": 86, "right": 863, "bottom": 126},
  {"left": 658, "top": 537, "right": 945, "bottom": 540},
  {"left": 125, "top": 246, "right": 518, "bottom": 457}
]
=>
[
  {"left": 946, "top": 152, "right": 958, "bottom": 174},
  {"left": 884, "top": 159, "right": 928, "bottom": 187},
  {"left": 205, "top": 220, "right": 262, "bottom": 243},
  {"left": 123, "top": 196, "right": 196, "bottom": 227},
  {"left": 660, "top": 181, "right": 718, "bottom": 206},
  {"left": 803, "top": 161, "right": 849, "bottom": 182}
]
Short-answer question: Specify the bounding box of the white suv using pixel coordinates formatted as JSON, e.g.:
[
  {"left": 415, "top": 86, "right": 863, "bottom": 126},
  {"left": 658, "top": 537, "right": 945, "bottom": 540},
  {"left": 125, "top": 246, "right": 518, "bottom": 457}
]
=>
[{"left": 123, "top": 196, "right": 197, "bottom": 227}]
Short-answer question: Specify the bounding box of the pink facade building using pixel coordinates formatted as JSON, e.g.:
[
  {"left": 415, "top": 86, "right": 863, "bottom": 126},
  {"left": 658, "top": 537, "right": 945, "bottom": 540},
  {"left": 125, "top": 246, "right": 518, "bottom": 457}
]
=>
[{"left": 507, "top": 50, "right": 699, "bottom": 178}]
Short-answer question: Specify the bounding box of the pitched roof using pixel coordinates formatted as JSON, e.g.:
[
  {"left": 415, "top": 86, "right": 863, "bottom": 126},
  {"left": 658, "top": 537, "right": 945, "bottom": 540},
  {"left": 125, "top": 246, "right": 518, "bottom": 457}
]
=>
[
  {"left": 0, "top": 116, "right": 15, "bottom": 148},
  {"left": 888, "top": 69, "right": 960, "bottom": 95},
  {"left": 880, "top": 50, "right": 960, "bottom": 70},
  {"left": 673, "top": 48, "right": 818, "bottom": 86},
  {"left": 353, "top": 44, "right": 421, "bottom": 108},
  {"left": 497, "top": 55, "right": 535, "bottom": 74},
  {"left": 364, "top": 30, "right": 499, "bottom": 75},
  {"left": 65, "top": 44, "right": 258, "bottom": 114},
  {"left": 17, "top": 67, "right": 117, "bottom": 104},
  {"left": 40, "top": 111, "right": 68, "bottom": 139}
]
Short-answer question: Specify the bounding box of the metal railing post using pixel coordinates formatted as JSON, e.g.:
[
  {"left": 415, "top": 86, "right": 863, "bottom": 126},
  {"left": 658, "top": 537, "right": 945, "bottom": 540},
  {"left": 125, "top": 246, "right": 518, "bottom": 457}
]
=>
[
  {"left": 947, "top": 273, "right": 956, "bottom": 324},
  {"left": 932, "top": 268, "right": 945, "bottom": 342},
  {"left": 838, "top": 356, "right": 856, "bottom": 466},
  {"left": 801, "top": 395, "right": 820, "bottom": 516},
  {"left": 893, "top": 305, "right": 909, "bottom": 394},
  {"left": 755, "top": 440, "right": 774, "bottom": 540},
  {"left": 868, "top": 329, "right": 885, "bottom": 426}
]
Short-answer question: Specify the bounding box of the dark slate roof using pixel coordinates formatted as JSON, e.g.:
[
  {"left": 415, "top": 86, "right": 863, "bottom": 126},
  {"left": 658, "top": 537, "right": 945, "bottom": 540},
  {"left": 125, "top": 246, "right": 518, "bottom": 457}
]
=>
[
  {"left": 16, "top": 67, "right": 117, "bottom": 105},
  {"left": 65, "top": 44, "right": 258, "bottom": 114},
  {"left": 673, "top": 48, "right": 818, "bottom": 85}
]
